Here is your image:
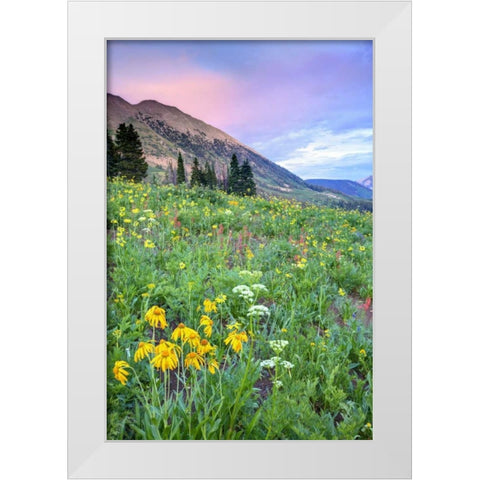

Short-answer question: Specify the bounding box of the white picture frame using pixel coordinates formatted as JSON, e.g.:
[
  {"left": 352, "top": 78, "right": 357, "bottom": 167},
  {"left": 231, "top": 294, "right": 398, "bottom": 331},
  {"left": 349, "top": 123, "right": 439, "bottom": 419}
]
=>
[{"left": 68, "top": 0, "right": 411, "bottom": 478}]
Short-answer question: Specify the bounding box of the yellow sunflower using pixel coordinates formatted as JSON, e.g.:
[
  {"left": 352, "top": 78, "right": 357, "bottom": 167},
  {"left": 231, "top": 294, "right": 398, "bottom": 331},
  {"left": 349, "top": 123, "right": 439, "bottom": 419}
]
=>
[
  {"left": 185, "top": 330, "right": 201, "bottom": 348},
  {"left": 207, "top": 358, "right": 220, "bottom": 374},
  {"left": 171, "top": 323, "right": 199, "bottom": 343},
  {"left": 133, "top": 341, "right": 155, "bottom": 362},
  {"left": 113, "top": 360, "right": 130, "bottom": 385},
  {"left": 155, "top": 339, "right": 181, "bottom": 356},
  {"left": 150, "top": 349, "right": 178, "bottom": 372},
  {"left": 224, "top": 330, "right": 248, "bottom": 353},
  {"left": 184, "top": 352, "right": 205, "bottom": 370},
  {"left": 145, "top": 306, "right": 168, "bottom": 329},
  {"left": 197, "top": 338, "right": 215, "bottom": 355},
  {"left": 199, "top": 315, "right": 214, "bottom": 338}
]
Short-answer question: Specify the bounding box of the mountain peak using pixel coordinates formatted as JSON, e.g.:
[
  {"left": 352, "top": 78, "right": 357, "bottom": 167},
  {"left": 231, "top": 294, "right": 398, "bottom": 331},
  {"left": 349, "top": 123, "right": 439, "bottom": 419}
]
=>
[
  {"left": 358, "top": 175, "right": 373, "bottom": 190},
  {"left": 107, "top": 94, "right": 372, "bottom": 210}
]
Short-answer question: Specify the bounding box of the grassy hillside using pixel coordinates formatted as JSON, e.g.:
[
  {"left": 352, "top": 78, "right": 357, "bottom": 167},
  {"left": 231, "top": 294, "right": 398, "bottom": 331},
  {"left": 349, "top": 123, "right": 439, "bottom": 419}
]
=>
[{"left": 107, "top": 179, "right": 373, "bottom": 440}]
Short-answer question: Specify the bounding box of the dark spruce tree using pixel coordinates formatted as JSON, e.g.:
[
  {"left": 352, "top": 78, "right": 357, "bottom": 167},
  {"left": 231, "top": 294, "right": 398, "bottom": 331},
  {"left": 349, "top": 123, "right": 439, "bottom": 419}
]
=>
[
  {"left": 176, "top": 152, "right": 186, "bottom": 184},
  {"left": 107, "top": 132, "right": 119, "bottom": 177},
  {"left": 240, "top": 159, "right": 256, "bottom": 196},
  {"left": 190, "top": 157, "right": 203, "bottom": 187},
  {"left": 199, "top": 164, "right": 208, "bottom": 187},
  {"left": 114, "top": 123, "right": 148, "bottom": 181},
  {"left": 227, "top": 153, "right": 241, "bottom": 194}
]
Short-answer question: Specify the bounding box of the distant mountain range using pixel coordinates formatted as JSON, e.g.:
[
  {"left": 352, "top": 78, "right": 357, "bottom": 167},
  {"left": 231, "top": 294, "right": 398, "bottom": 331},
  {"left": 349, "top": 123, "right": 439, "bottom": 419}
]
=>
[
  {"left": 305, "top": 178, "right": 373, "bottom": 200},
  {"left": 107, "top": 94, "right": 372, "bottom": 210}
]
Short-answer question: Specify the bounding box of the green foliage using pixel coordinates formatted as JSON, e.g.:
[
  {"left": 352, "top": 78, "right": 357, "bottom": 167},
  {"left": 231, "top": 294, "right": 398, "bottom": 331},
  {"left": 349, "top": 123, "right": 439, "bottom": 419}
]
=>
[
  {"left": 112, "top": 123, "right": 148, "bottom": 181},
  {"left": 107, "top": 133, "right": 119, "bottom": 177},
  {"left": 226, "top": 154, "right": 257, "bottom": 196},
  {"left": 239, "top": 159, "right": 256, "bottom": 196},
  {"left": 106, "top": 179, "right": 373, "bottom": 440},
  {"left": 227, "top": 153, "right": 241, "bottom": 194},
  {"left": 190, "top": 157, "right": 203, "bottom": 187},
  {"left": 176, "top": 152, "right": 186, "bottom": 184}
]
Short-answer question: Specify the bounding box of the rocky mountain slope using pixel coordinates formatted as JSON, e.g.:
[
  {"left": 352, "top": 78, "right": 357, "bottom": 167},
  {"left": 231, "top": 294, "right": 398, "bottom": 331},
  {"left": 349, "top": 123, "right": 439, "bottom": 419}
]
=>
[{"left": 107, "top": 93, "right": 372, "bottom": 210}]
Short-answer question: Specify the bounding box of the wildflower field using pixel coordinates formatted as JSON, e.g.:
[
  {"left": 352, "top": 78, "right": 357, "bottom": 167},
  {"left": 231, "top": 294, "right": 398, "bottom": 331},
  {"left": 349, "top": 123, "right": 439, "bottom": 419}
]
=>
[{"left": 107, "top": 178, "right": 373, "bottom": 440}]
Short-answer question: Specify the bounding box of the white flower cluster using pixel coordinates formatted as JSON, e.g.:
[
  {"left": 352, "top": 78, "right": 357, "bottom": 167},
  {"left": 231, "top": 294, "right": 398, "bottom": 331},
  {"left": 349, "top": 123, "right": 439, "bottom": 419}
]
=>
[
  {"left": 247, "top": 305, "right": 270, "bottom": 317},
  {"left": 224, "top": 209, "right": 233, "bottom": 216},
  {"left": 260, "top": 357, "right": 281, "bottom": 368},
  {"left": 273, "top": 380, "right": 283, "bottom": 388},
  {"left": 232, "top": 285, "right": 254, "bottom": 301},
  {"left": 260, "top": 356, "right": 294, "bottom": 370},
  {"left": 251, "top": 283, "right": 268, "bottom": 293},
  {"left": 269, "top": 339, "right": 288, "bottom": 354}
]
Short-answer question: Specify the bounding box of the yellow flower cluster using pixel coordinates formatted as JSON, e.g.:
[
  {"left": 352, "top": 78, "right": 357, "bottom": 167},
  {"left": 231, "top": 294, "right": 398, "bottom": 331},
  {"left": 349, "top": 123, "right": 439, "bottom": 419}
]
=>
[
  {"left": 224, "top": 330, "right": 248, "bottom": 353},
  {"left": 144, "top": 239, "right": 155, "bottom": 249},
  {"left": 122, "top": 318, "right": 221, "bottom": 376},
  {"left": 203, "top": 298, "right": 217, "bottom": 313},
  {"left": 114, "top": 293, "right": 265, "bottom": 385},
  {"left": 294, "top": 257, "right": 307, "bottom": 269}
]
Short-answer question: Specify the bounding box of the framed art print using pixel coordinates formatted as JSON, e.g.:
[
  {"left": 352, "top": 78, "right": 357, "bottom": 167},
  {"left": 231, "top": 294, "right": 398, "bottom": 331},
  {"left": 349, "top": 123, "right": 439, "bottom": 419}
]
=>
[{"left": 68, "top": 0, "right": 411, "bottom": 478}]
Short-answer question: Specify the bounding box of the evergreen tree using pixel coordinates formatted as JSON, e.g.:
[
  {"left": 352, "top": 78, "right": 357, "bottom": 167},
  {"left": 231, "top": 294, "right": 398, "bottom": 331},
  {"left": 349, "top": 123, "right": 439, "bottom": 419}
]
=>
[
  {"left": 107, "top": 132, "right": 119, "bottom": 177},
  {"left": 227, "top": 153, "right": 241, "bottom": 194},
  {"left": 114, "top": 123, "right": 148, "bottom": 181},
  {"left": 176, "top": 152, "right": 186, "bottom": 184},
  {"left": 190, "top": 157, "right": 203, "bottom": 187},
  {"left": 240, "top": 159, "right": 256, "bottom": 196},
  {"left": 199, "top": 165, "right": 208, "bottom": 187}
]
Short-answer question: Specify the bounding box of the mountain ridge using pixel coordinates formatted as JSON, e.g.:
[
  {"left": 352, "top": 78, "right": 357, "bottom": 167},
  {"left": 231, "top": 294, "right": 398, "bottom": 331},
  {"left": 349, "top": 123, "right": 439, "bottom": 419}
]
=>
[
  {"left": 107, "top": 93, "right": 372, "bottom": 210},
  {"left": 305, "top": 178, "right": 373, "bottom": 200}
]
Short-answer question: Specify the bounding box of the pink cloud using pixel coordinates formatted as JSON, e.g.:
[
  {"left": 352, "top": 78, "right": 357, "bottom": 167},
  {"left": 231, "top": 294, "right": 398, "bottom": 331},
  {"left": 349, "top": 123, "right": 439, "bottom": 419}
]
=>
[
  {"left": 110, "top": 69, "right": 241, "bottom": 129},
  {"left": 108, "top": 62, "right": 318, "bottom": 136}
]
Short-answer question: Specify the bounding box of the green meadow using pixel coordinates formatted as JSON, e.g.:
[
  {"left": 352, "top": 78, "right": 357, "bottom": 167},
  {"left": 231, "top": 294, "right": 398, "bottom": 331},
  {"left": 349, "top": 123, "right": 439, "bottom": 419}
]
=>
[{"left": 107, "top": 178, "right": 373, "bottom": 440}]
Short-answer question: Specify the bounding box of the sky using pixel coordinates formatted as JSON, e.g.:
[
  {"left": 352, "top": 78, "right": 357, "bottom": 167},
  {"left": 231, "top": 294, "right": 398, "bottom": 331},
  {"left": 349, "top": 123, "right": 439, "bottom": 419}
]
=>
[{"left": 107, "top": 40, "right": 372, "bottom": 181}]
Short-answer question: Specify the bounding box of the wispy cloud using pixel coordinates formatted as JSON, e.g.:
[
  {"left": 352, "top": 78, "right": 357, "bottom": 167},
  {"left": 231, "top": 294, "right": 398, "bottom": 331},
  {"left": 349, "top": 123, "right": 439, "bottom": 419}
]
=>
[{"left": 253, "top": 126, "right": 372, "bottom": 180}]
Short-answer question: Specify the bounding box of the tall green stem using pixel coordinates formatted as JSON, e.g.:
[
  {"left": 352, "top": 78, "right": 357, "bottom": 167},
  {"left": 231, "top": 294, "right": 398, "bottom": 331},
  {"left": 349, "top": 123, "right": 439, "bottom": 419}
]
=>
[
  {"left": 265, "top": 364, "right": 278, "bottom": 440},
  {"left": 130, "top": 365, "right": 153, "bottom": 419},
  {"left": 226, "top": 339, "right": 254, "bottom": 439}
]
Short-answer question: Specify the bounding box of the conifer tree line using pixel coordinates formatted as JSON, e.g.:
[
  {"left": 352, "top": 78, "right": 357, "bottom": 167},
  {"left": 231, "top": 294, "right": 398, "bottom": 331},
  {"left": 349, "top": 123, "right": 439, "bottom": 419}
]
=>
[
  {"left": 107, "top": 123, "right": 256, "bottom": 196},
  {"left": 189, "top": 156, "right": 218, "bottom": 189},
  {"left": 177, "top": 151, "right": 256, "bottom": 196},
  {"left": 227, "top": 153, "right": 256, "bottom": 196}
]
